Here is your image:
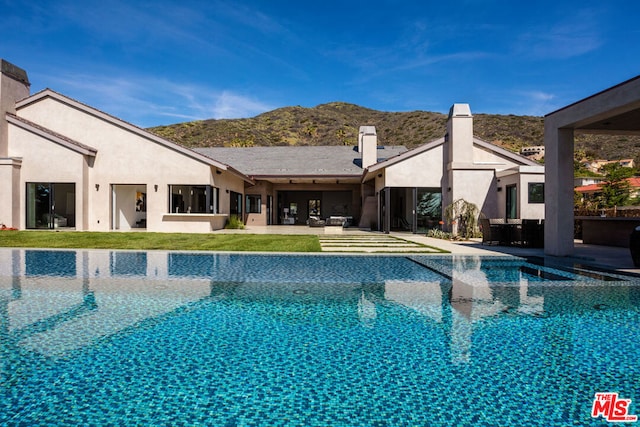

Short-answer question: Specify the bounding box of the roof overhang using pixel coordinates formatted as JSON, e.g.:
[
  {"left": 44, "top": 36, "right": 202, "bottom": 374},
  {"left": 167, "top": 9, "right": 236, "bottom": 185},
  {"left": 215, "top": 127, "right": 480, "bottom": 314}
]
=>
[
  {"left": 7, "top": 113, "right": 97, "bottom": 156},
  {"left": 545, "top": 75, "right": 640, "bottom": 135},
  {"left": 251, "top": 174, "right": 362, "bottom": 185}
]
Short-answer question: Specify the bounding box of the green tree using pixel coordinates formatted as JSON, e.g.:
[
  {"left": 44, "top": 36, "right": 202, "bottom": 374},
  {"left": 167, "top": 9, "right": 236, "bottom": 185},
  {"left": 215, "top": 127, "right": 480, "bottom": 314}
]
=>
[{"left": 598, "top": 163, "right": 635, "bottom": 208}]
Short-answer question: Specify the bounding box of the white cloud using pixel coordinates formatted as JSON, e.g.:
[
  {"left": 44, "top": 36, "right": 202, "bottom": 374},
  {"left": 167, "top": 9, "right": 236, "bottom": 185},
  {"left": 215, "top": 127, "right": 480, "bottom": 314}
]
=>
[
  {"left": 511, "top": 90, "right": 557, "bottom": 116},
  {"left": 43, "top": 72, "right": 275, "bottom": 126},
  {"left": 515, "top": 10, "right": 603, "bottom": 59}
]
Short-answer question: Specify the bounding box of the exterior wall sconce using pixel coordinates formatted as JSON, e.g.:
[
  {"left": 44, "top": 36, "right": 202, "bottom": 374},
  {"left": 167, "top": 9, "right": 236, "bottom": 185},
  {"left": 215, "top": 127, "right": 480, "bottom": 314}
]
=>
[
  {"left": 216, "top": 170, "right": 222, "bottom": 175},
  {"left": 377, "top": 174, "right": 382, "bottom": 178},
  {"left": 226, "top": 189, "right": 229, "bottom": 193},
  {"left": 95, "top": 184, "right": 99, "bottom": 191},
  {"left": 497, "top": 187, "right": 502, "bottom": 192},
  {"left": 154, "top": 185, "right": 158, "bottom": 192}
]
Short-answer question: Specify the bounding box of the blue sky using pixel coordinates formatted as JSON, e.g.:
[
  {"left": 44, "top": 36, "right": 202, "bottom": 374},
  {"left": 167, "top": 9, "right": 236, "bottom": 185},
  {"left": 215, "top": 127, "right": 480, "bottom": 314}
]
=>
[{"left": 2, "top": 0, "right": 640, "bottom": 127}]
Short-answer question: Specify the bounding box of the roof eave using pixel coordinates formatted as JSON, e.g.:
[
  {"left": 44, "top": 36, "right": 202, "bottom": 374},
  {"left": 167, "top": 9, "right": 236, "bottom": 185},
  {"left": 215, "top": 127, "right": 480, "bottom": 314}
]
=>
[{"left": 6, "top": 113, "right": 97, "bottom": 156}]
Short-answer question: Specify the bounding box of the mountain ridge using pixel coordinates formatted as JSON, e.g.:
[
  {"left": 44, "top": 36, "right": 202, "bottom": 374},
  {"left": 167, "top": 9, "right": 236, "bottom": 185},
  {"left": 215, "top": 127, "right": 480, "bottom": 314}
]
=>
[{"left": 148, "top": 102, "right": 640, "bottom": 166}]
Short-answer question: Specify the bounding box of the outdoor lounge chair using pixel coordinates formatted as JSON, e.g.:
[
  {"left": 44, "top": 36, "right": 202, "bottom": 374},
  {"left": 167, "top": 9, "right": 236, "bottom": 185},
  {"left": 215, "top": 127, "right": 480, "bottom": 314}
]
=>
[{"left": 308, "top": 216, "right": 326, "bottom": 227}]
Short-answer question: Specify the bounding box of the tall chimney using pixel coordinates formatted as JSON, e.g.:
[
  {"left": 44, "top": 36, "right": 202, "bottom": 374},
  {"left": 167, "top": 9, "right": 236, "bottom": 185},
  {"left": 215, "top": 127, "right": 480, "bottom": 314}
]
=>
[
  {"left": 358, "top": 125, "right": 377, "bottom": 169},
  {"left": 0, "top": 60, "right": 30, "bottom": 157},
  {"left": 446, "top": 103, "right": 473, "bottom": 167}
]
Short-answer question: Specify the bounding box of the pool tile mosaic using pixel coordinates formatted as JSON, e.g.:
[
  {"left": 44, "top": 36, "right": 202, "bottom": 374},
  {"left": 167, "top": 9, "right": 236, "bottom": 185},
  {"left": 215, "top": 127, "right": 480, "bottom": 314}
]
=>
[{"left": 0, "top": 249, "right": 639, "bottom": 426}]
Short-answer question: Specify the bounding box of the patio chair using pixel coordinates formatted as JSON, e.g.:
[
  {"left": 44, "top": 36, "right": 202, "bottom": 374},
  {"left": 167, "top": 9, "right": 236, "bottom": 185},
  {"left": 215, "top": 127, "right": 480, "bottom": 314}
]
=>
[
  {"left": 480, "top": 218, "right": 507, "bottom": 245},
  {"left": 507, "top": 218, "right": 523, "bottom": 246}
]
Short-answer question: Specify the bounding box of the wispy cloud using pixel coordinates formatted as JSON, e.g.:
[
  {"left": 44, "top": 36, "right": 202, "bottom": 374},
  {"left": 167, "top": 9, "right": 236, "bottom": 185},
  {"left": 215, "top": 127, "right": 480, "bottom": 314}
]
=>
[
  {"left": 508, "top": 90, "right": 557, "bottom": 116},
  {"left": 45, "top": 71, "right": 275, "bottom": 126},
  {"left": 515, "top": 10, "right": 603, "bottom": 59}
]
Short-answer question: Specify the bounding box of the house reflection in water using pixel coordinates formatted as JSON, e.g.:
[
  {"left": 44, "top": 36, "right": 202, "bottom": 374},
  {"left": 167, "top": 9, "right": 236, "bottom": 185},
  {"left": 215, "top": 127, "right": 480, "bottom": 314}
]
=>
[
  {"left": 1, "top": 250, "right": 636, "bottom": 374},
  {"left": 0, "top": 249, "right": 213, "bottom": 360}
]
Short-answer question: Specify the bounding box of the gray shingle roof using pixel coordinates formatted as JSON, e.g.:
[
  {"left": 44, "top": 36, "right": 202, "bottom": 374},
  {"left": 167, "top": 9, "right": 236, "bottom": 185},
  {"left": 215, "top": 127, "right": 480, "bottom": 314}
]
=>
[{"left": 194, "top": 146, "right": 408, "bottom": 177}]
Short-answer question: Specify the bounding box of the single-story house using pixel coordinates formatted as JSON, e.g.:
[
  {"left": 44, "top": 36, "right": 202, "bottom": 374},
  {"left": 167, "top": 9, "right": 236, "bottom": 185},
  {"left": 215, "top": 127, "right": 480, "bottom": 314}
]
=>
[{"left": 0, "top": 59, "right": 544, "bottom": 233}]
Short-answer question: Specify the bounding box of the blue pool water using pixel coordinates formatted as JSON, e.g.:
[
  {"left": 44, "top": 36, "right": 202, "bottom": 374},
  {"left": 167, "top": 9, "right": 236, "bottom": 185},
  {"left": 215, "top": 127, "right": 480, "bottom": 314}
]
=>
[{"left": 1, "top": 249, "right": 639, "bottom": 426}]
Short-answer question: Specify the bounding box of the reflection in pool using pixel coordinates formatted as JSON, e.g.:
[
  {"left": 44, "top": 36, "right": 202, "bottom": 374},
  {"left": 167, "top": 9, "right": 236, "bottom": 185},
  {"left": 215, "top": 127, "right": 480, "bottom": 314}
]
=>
[{"left": 1, "top": 249, "right": 639, "bottom": 426}]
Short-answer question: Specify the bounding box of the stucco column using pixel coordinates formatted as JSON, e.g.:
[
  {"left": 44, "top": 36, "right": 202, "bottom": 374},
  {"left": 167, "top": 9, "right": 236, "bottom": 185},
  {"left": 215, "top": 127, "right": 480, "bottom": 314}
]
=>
[
  {"left": 0, "top": 158, "right": 21, "bottom": 228},
  {"left": 544, "top": 125, "right": 574, "bottom": 256},
  {"left": 384, "top": 188, "right": 391, "bottom": 234}
]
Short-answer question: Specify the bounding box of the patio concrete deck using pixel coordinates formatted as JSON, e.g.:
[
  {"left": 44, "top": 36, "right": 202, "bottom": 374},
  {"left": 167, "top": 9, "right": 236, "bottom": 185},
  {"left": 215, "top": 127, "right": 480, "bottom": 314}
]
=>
[{"left": 214, "top": 225, "right": 640, "bottom": 274}]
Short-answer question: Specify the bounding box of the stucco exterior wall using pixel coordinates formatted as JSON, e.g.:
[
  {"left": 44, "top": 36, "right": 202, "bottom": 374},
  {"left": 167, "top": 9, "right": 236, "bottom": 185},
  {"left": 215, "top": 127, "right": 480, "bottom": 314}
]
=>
[
  {"left": 449, "top": 168, "right": 498, "bottom": 219},
  {"left": 15, "top": 96, "right": 246, "bottom": 232},
  {"left": 0, "top": 158, "right": 22, "bottom": 228},
  {"left": 518, "top": 173, "right": 545, "bottom": 219},
  {"left": 472, "top": 145, "right": 520, "bottom": 167},
  {"left": 8, "top": 124, "right": 87, "bottom": 229},
  {"left": 384, "top": 145, "right": 443, "bottom": 188},
  {"left": 496, "top": 167, "right": 545, "bottom": 219},
  {"left": 244, "top": 181, "right": 271, "bottom": 226}
]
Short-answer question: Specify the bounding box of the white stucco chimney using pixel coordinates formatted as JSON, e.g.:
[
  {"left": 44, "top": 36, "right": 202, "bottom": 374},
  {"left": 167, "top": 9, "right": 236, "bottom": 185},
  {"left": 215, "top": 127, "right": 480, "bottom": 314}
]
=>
[
  {"left": 358, "top": 125, "right": 377, "bottom": 169},
  {"left": 446, "top": 103, "right": 473, "bottom": 167},
  {"left": 0, "top": 60, "right": 30, "bottom": 157}
]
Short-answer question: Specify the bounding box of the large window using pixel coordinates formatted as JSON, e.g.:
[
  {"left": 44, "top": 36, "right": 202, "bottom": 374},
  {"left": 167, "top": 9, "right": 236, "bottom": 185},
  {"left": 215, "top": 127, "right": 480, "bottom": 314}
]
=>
[
  {"left": 26, "top": 182, "right": 76, "bottom": 229},
  {"left": 528, "top": 183, "right": 545, "bottom": 203},
  {"left": 245, "top": 195, "right": 261, "bottom": 213},
  {"left": 169, "top": 185, "right": 218, "bottom": 213},
  {"left": 230, "top": 191, "right": 243, "bottom": 215},
  {"left": 416, "top": 188, "right": 442, "bottom": 232}
]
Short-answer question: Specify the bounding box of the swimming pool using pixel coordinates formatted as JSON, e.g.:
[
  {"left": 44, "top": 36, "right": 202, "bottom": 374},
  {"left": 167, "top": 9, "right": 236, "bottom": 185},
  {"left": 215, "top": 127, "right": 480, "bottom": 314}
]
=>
[{"left": 1, "top": 249, "right": 638, "bottom": 426}]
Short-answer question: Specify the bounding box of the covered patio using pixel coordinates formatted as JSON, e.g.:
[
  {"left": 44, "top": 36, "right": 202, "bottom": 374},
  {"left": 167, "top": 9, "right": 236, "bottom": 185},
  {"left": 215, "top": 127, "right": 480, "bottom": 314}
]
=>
[{"left": 544, "top": 75, "right": 640, "bottom": 256}]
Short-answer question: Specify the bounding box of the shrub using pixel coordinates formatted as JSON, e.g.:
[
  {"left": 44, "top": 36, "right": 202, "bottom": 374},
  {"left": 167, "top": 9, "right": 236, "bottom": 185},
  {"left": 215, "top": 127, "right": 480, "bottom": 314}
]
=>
[
  {"left": 225, "top": 215, "right": 245, "bottom": 229},
  {"left": 426, "top": 228, "right": 456, "bottom": 240}
]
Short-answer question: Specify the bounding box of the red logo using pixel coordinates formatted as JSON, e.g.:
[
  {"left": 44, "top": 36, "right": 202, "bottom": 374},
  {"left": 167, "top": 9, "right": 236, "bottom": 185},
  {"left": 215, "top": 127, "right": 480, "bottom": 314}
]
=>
[{"left": 592, "top": 392, "right": 638, "bottom": 423}]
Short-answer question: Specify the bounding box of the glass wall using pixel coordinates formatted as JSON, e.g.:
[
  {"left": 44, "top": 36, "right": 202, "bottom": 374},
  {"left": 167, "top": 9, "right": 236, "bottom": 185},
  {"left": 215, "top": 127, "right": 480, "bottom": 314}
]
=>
[
  {"left": 379, "top": 187, "right": 442, "bottom": 233},
  {"left": 26, "top": 183, "right": 76, "bottom": 229},
  {"left": 416, "top": 188, "right": 442, "bottom": 233}
]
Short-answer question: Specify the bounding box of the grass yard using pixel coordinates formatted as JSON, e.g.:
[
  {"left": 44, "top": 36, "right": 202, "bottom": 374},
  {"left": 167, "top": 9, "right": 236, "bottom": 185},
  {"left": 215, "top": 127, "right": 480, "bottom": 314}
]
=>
[{"left": 0, "top": 231, "right": 322, "bottom": 252}]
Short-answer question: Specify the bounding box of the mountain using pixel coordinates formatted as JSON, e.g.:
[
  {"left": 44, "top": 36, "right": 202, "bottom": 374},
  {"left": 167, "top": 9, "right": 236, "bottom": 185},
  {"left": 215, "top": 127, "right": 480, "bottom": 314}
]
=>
[{"left": 148, "top": 102, "right": 640, "bottom": 166}]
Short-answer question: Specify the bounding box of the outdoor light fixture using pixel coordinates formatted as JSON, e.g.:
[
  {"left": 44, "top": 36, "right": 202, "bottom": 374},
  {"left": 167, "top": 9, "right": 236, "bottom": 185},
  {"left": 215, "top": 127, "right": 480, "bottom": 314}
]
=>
[
  {"left": 154, "top": 185, "right": 158, "bottom": 192},
  {"left": 95, "top": 184, "right": 99, "bottom": 191}
]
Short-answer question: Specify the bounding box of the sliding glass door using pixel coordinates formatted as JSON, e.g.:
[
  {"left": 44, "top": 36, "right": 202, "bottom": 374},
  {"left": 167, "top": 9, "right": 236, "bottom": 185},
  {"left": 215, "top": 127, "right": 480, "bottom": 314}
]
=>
[{"left": 26, "top": 183, "right": 76, "bottom": 229}]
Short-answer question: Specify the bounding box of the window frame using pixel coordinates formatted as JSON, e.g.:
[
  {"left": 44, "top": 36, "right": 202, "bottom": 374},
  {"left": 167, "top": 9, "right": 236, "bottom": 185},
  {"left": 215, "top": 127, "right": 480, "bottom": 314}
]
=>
[
  {"left": 168, "top": 185, "right": 219, "bottom": 214},
  {"left": 245, "top": 194, "right": 262, "bottom": 214},
  {"left": 528, "top": 182, "right": 545, "bottom": 204}
]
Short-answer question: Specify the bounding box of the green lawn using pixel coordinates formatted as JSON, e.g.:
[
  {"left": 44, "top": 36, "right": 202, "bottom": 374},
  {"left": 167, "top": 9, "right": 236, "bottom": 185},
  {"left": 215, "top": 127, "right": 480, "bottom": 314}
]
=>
[{"left": 0, "top": 231, "right": 321, "bottom": 252}]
